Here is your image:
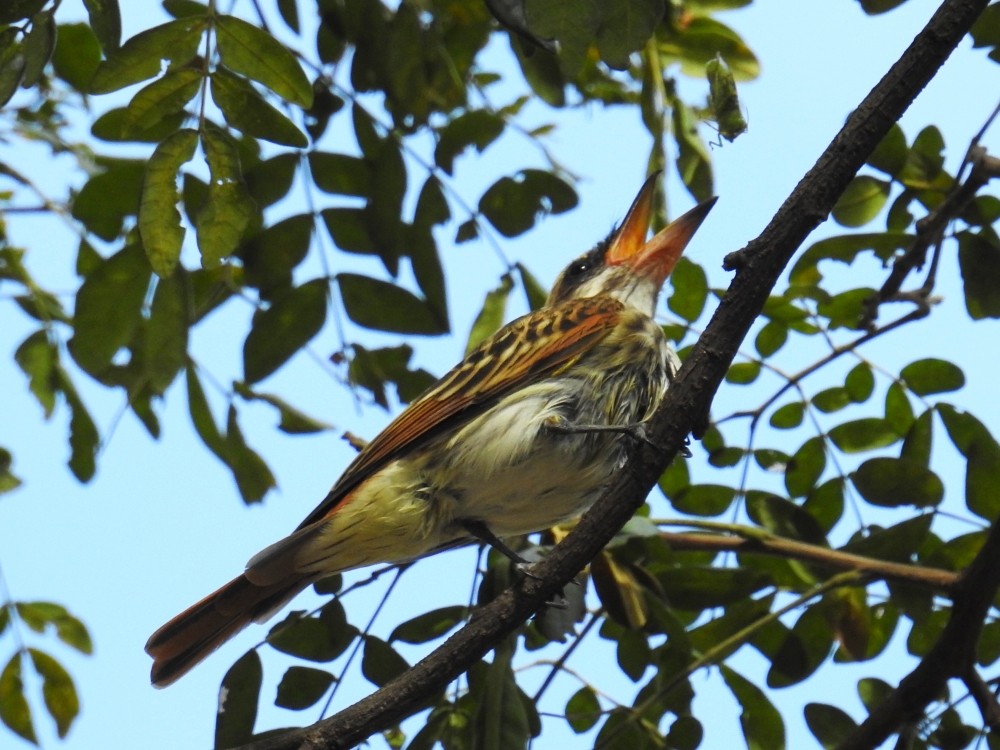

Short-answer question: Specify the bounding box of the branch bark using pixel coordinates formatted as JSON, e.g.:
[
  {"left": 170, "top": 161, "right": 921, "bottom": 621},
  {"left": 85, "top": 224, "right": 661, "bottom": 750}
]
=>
[{"left": 243, "top": 0, "right": 990, "bottom": 747}]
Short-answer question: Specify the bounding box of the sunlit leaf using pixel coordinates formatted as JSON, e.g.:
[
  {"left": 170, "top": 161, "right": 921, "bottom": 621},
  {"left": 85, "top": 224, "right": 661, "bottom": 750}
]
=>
[
  {"left": 211, "top": 67, "right": 308, "bottom": 147},
  {"left": 140, "top": 128, "right": 197, "bottom": 278},
  {"left": 196, "top": 127, "right": 257, "bottom": 267},
  {"left": 215, "top": 15, "right": 313, "bottom": 106},
  {"left": 27, "top": 649, "right": 78, "bottom": 738},
  {"left": 0, "top": 654, "right": 35, "bottom": 743},
  {"left": 466, "top": 274, "right": 513, "bottom": 354},
  {"left": 90, "top": 17, "right": 206, "bottom": 93}
]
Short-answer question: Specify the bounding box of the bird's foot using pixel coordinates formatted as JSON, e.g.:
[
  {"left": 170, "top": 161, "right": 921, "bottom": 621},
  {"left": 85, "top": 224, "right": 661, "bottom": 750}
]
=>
[
  {"left": 546, "top": 416, "right": 693, "bottom": 458},
  {"left": 460, "top": 519, "right": 535, "bottom": 571}
]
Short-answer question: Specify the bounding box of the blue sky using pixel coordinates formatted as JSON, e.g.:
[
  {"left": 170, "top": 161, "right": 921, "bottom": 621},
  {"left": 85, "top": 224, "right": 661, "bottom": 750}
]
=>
[{"left": 1, "top": 1, "right": 998, "bottom": 748}]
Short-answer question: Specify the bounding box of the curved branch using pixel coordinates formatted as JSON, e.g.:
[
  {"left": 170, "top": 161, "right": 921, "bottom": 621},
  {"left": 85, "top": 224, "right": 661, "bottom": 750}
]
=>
[{"left": 242, "top": 1, "right": 989, "bottom": 747}]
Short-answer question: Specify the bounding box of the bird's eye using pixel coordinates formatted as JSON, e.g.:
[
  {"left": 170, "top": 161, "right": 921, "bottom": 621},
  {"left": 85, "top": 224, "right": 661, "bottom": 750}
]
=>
[{"left": 567, "top": 258, "right": 591, "bottom": 276}]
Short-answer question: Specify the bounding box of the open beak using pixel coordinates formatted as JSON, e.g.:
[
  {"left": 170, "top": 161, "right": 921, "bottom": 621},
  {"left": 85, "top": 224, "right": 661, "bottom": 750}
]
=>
[{"left": 606, "top": 173, "right": 717, "bottom": 285}]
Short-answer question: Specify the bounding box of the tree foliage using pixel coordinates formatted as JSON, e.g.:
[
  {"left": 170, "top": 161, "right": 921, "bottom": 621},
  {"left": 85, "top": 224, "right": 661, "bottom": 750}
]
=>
[{"left": 0, "top": 0, "right": 999, "bottom": 748}]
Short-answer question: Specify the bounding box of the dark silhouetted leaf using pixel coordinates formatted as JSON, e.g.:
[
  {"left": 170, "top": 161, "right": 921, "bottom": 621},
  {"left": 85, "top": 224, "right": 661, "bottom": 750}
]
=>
[
  {"left": 958, "top": 230, "right": 1000, "bottom": 319},
  {"left": 243, "top": 279, "right": 327, "bottom": 383},
  {"left": 215, "top": 651, "right": 262, "bottom": 749},
  {"left": 785, "top": 436, "right": 825, "bottom": 497},
  {"left": 69, "top": 244, "right": 151, "bottom": 375},
  {"left": 309, "top": 152, "right": 371, "bottom": 197},
  {"left": 338, "top": 274, "right": 447, "bottom": 335},
  {"left": 224, "top": 406, "right": 276, "bottom": 503},
  {"left": 479, "top": 169, "right": 577, "bottom": 237},
  {"left": 770, "top": 401, "right": 804, "bottom": 429},
  {"left": 721, "top": 665, "right": 785, "bottom": 750},
  {"left": 900, "top": 358, "right": 964, "bottom": 396},
  {"left": 566, "top": 687, "right": 601, "bottom": 733},
  {"left": 671, "top": 483, "right": 735, "bottom": 516},
  {"left": 389, "top": 606, "right": 469, "bottom": 644},
  {"left": 938, "top": 404, "right": 1000, "bottom": 520},
  {"left": 804, "top": 702, "right": 857, "bottom": 748},
  {"left": 853, "top": 457, "right": 943, "bottom": 508},
  {"left": 361, "top": 636, "right": 409, "bottom": 687},
  {"left": 828, "top": 418, "right": 899, "bottom": 453},
  {"left": 275, "top": 667, "right": 334, "bottom": 710}
]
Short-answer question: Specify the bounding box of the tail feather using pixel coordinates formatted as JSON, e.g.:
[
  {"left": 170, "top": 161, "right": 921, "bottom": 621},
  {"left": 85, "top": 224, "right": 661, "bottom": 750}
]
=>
[{"left": 145, "top": 574, "right": 304, "bottom": 687}]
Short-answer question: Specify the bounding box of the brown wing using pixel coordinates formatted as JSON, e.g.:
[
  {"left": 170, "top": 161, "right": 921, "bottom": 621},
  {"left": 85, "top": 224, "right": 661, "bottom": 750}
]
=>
[{"left": 296, "top": 295, "right": 627, "bottom": 529}]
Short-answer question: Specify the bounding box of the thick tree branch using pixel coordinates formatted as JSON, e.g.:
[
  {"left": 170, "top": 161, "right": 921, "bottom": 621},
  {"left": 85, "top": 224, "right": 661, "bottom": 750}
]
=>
[{"left": 242, "top": 1, "right": 988, "bottom": 747}]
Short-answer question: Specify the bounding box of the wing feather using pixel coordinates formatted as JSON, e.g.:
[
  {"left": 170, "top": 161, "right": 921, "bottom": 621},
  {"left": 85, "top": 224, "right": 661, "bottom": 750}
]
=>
[{"left": 296, "top": 295, "right": 626, "bottom": 529}]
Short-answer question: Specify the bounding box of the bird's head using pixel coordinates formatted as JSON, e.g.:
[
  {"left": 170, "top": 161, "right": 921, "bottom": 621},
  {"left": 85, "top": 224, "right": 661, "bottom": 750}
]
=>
[{"left": 548, "top": 175, "right": 717, "bottom": 315}]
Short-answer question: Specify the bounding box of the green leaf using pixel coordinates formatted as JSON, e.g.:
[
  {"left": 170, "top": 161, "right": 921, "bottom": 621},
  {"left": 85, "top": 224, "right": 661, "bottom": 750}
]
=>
[
  {"left": 268, "top": 607, "right": 355, "bottom": 662},
  {"left": 479, "top": 169, "right": 577, "bottom": 237},
  {"left": 211, "top": 67, "right": 308, "bottom": 147},
  {"left": 845, "top": 363, "right": 875, "bottom": 402},
  {"left": 0, "top": 0, "right": 45, "bottom": 23},
  {"left": 55, "top": 369, "right": 100, "bottom": 481},
  {"left": 338, "top": 273, "right": 447, "bottom": 335},
  {"left": 472, "top": 640, "right": 534, "bottom": 749},
  {"left": 69, "top": 244, "right": 151, "bottom": 375},
  {"left": 770, "top": 401, "right": 804, "bottom": 429},
  {"left": 22, "top": 10, "right": 55, "bottom": 88},
  {"left": 884, "top": 381, "right": 914, "bottom": 434},
  {"left": 812, "top": 387, "right": 849, "bottom": 413},
  {"left": 671, "top": 483, "right": 736, "bottom": 516},
  {"left": 82, "top": 0, "right": 122, "bottom": 51},
  {"left": 186, "top": 365, "right": 228, "bottom": 460},
  {"left": 867, "top": 123, "right": 908, "bottom": 176},
  {"left": 804, "top": 702, "right": 857, "bottom": 748},
  {"left": 27, "top": 649, "right": 78, "bottom": 738},
  {"left": 361, "top": 636, "right": 409, "bottom": 687},
  {"left": 828, "top": 418, "right": 899, "bottom": 453},
  {"left": 672, "top": 97, "right": 714, "bottom": 201},
  {"left": 668, "top": 257, "right": 708, "bottom": 322},
  {"left": 721, "top": 665, "right": 785, "bottom": 750},
  {"left": 224, "top": 405, "right": 276, "bottom": 503},
  {"left": 308, "top": 152, "right": 371, "bottom": 197},
  {"left": 0, "top": 448, "right": 21, "bottom": 494},
  {"left": 832, "top": 176, "right": 890, "bottom": 227},
  {"left": 215, "top": 651, "right": 261, "bottom": 749},
  {"left": 657, "top": 15, "right": 759, "bottom": 79},
  {"left": 434, "top": 109, "right": 505, "bottom": 175},
  {"left": 243, "top": 279, "right": 327, "bottom": 383},
  {"left": 275, "top": 667, "right": 334, "bottom": 710},
  {"left": 958, "top": 230, "right": 1000, "bottom": 319},
  {"left": 52, "top": 22, "right": 102, "bottom": 91},
  {"left": 142, "top": 271, "right": 190, "bottom": 394},
  {"left": 0, "top": 30, "right": 25, "bottom": 107},
  {"left": 747, "top": 493, "right": 827, "bottom": 545},
  {"left": 466, "top": 274, "right": 513, "bottom": 354},
  {"left": 754, "top": 320, "right": 787, "bottom": 358},
  {"left": 900, "top": 358, "right": 965, "bottom": 396},
  {"left": 389, "top": 606, "right": 469, "bottom": 644},
  {"left": 15, "top": 330, "right": 58, "bottom": 417},
  {"left": 938, "top": 404, "right": 1000, "bottom": 520},
  {"left": 516, "top": 263, "right": 549, "bottom": 310},
  {"left": 90, "top": 17, "right": 206, "bottom": 93},
  {"left": 234, "top": 383, "right": 331, "bottom": 434},
  {"left": 726, "top": 361, "right": 761, "bottom": 384},
  {"left": 785, "top": 436, "right": 825, "bottom": 497},
  {"left": 240, "top": 213, "right": 312, "bottom": 294},
  {"left": 196, "top": 128, "right": 257, "bottom": 267},
  {"left": 214, "top": 15, "right": 313, "bottom": 106},
  {"left": 140, "top": 128, "right": 198, "bottom": 278},
  {"left": 852, "top": 457, "right": 943, "bottom": 508},
  {"left": 0, "top": 654, "right": 35, "bottom": 743},
  {"left": 789, "top": 233, "right": 910, "bottom": 286},
  {"left": 566, "top": 687, "right": 601, "bottom": 733},
  {"left": 124, "top": 68, "right": 201, "bottom": 136},
  {"left": 900, "top": 409, "right": 933, "bottom": 467}
]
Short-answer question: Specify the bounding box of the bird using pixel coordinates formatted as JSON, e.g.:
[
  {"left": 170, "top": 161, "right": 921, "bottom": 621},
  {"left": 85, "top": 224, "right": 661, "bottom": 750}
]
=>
[{"left": 145, "top": 174, "right": 716, "bottom": 687}]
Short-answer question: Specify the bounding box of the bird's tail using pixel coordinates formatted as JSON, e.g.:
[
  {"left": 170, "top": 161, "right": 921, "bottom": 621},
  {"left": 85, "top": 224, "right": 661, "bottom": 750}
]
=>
[{"left": 145, "top": 574, "right": 304, "bottom": 687}]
